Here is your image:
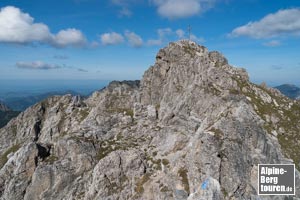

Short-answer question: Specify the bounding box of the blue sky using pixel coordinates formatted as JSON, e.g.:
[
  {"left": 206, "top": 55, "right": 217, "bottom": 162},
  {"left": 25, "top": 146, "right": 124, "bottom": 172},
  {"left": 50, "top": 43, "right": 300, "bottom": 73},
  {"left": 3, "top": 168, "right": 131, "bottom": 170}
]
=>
[{"left": 0, "top": 0, "right": 300, "bottom": 86}]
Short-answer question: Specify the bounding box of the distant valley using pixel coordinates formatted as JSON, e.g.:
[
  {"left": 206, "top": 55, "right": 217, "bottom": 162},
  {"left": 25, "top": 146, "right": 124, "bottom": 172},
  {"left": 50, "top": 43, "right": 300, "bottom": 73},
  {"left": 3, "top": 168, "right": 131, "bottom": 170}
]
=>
[
  {"left": 1, "top": 90, "right": 82, "bottom": 111},
  {"left": 0, "top": 101, "right": 20, "bottom": 128}
]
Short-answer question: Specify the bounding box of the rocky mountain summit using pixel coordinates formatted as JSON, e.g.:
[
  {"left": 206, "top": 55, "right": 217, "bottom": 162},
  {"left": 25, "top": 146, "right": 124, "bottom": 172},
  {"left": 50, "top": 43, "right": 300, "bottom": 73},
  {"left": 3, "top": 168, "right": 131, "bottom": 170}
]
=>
[{"left": 0, "top": 40, "right": 300, "bottom": 200}]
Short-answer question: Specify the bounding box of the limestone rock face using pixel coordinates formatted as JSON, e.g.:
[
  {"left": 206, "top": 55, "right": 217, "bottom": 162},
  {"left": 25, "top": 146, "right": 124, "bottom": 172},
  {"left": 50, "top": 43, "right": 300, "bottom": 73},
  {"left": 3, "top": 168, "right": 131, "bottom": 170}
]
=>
[{"left": 1, "top": 40, "right": 300, "bottom": 200}]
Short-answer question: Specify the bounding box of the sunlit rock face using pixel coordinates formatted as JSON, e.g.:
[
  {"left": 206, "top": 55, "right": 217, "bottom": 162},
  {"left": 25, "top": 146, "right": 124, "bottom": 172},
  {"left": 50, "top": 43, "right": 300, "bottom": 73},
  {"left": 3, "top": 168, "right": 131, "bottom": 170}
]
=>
[{"left": 0, "top": 40, "right": 299, "bottom": 200}]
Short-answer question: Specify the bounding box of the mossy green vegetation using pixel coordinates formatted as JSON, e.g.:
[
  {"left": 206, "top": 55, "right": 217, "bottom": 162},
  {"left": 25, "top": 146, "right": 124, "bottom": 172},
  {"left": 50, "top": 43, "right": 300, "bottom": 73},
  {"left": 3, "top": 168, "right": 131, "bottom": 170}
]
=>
[
  {"left": 146, "top": 154, "right": 162, "bottom": 170},
  {"left": 209, "top": 127, "right": 224, "bottom": 139},
  {"left": 183, "top": 45, "right": 196, "bottom": 57},
  {"left": 233, "top": 76, "right": 300, "bottom": 169},
  {"left": 178, "top": 167, "right": 190, "bottom": 194},
  {"left": 221, "top": 188, "right": 228, "bottom": 197},
  {"left": 79, "top": 109, "right": 89, "bottom": 121},
  {"left": 134, "top": 173, "right": 151, "bottom": 194},
  {"left": 0, "top": 144, "right": 21, "bottom": 168},
  {"left": 162, "top": 159, "right": 170, "bottom": 167},
  {"left": 107, "top": 174, "right": 129, "bottom": 196},
  {"left": 11, "top": 124, "right": 18, "bottom": 136},
  {"left": 203, "top": 83, "right": 222, "bottom": 96},
  {"left": 44, "top": 155, "right": 58, "bottom": 164},
  {"left": 96, "top": 134, "right": 145, "bottom": 161}
]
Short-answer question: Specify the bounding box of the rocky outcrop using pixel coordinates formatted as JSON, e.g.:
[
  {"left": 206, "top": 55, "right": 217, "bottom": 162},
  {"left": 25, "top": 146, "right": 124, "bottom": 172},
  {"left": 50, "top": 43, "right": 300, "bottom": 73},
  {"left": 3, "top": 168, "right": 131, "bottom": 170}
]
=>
[{"left": 0, "top": 40, "right": 299, "bottom": 200}]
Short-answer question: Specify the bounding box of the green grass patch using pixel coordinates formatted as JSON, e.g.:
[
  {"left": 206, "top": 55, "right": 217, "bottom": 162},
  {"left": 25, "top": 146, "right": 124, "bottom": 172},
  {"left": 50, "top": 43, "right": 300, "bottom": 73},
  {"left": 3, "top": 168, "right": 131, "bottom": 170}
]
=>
[
  {"left": 178, "top": 168, "right": 190, "bottom": 194},
  {"left": 0, "top": 144, "right": 21, "bottom": 168},
  {"left": 233, "top": 76, "right": 300, "bottom": 170},
  {"left": 79, "top": 109, "right": 90, "bottom": 121},
  {"left": 135, "top": 173, "right": 151, "bottom": 194},
  {"left": 44, "top": 155, "right": 58, "bottom": 164},
  {"left": 96, "top": 135, "right": 145, "bottom": 161}
]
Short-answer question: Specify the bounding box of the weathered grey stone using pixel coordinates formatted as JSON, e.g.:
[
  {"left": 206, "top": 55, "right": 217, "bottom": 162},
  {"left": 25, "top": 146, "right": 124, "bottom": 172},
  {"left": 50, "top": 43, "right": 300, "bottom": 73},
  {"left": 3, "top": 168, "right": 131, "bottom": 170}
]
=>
[{"left": 0, "top": 40, "right": 299, "bottom": 200}]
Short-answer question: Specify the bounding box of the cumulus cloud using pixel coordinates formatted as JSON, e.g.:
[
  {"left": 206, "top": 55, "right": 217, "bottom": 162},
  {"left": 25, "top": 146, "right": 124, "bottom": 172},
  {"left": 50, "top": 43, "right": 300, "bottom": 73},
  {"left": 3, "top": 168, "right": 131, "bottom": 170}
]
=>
[
  {"left": 111, "top": 0, "right": 138, "bottom": 17},
  {"left": 176, "top": 29, "right": 185, "bottom": 38},
  {"left": 119, "top": 7, "right": 132, "bottom": 17},
  {"left": 16, "top": 61, "right": 62, "bottom": 70},
  {"left": 263, "top": 40, "right": 281, "bottom": 47},
  {"left": 158, "top": 28, "right": 172, "bottom": 37},
  {"left": 147, "top": 28, "right": 173, "bottom": 46},
  {"left": 124, "top": 31, "right": 143, "bottom": 47},
  {"left": 100, "top": 32, "right": 124, "bottom": 45},
  {"left": 147, "top": 28, "right": 204, "bottom": 46},
  {"left": 147, "top": 39, "right": 163, "bottom": 46},
  {"left": 99, "top": 30, "right": 143, "bottom": 47},
  {"left": 0, "top": 6, "right": 50, "bottom": 43},
  {"left": 190, "top": 34, "right": 205, "bottom": 43},
  {"left": 151, "top": 0, "right": 216, "bottom": 19},
  {"left": 230, "top": 8, "right": 300, "bottom": 39},
  {"left": 51, "top": 29, "right": 86, "bottom": 47},
  {"left": 0, "top": 6, "right": 87, "bottom": 47}
]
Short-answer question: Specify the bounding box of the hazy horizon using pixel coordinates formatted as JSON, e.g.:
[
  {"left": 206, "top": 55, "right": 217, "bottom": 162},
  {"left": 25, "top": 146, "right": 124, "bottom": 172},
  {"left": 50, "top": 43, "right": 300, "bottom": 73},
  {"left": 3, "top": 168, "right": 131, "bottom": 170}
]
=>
[{"left": 0, "top": 79, "right": 111, "bottom": 98}]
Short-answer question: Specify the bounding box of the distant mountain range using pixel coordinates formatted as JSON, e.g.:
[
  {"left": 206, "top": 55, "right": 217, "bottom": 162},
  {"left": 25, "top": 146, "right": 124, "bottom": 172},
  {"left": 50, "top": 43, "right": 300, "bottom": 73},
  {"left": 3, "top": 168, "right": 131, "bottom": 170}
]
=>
[
  {"left": 0, "top": 101, "right": 10, "bottom": 112},
  {"left": 0, "top": 90, "right": 82, "bottom": 128},
  {"left": 2, "top": 90, "right": 81, "bottom": 111},
  {"left": 0, "top": 101, "right": 20, "bottom": 128},
  {"left": 275, "top": 84, "right": 300, "bottom": 100}
]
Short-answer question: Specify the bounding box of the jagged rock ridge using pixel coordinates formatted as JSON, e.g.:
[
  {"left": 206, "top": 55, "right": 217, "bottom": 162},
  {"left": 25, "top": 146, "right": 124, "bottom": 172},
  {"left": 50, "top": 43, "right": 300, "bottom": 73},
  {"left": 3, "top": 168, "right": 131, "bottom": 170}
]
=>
[{"left": 0, "top": 40, "right": 299, "bottom": 200}]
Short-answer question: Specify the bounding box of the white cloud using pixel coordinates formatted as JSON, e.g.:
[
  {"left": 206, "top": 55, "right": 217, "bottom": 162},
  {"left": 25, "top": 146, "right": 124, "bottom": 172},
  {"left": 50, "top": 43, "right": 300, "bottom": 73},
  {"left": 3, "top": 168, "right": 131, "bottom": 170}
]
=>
[
  {"left": 176, "top": 29, "right": 185, "bottom": 38},
  {"left": 99, "top": 30, "right": 143, "bottom": 47},
  {"left": 111, "top": 0, "right": 130, "bottom": 6},
  {"left": 90, "top": 41, "right": 100, "bottom": 48},
  {"left": 111, "top": 0, "right": 137, "bottom": 17},
  {"left": 0, "top": 6, "right": 51, "bottom": 43},
  {"left": 151, "top": 0, "right": 216, "bottom": 19},
  {"left": 124, "top": 31, "right": 143, "bottom": 47},
  {"left": 52, "top": 29, "right": 86, "bottom": 47},
  {"left": 263, "top": 40, "right": 281, "bottom": 47},
  {"left": 16, "top": 61, "right": 88, "bottom": 72},
  {"left": 190, "top": 34, "right": 205, "bottom": 43},
  {"left": 147, "top": 28, "right": 204, "bottom": 46},
  {"left": 230, "top": 8, "right": 300, "bottom": 39},
  {"left": 100, "top": 32, "right": 124, "bottom": 45},
  {"left": 0, "top": 6, "right": 87, "bottom": 47},
  {"left": 16, "top": 61, "right": 61, "bottom": 70},
  {"left": 147, "top": 28, "right": 172, "bottom": 46},
  {"left": 158, "top": 28, "right": 172, "bottom": 38},
  {"left": 119, "top": 7, "right": 132, "bottom": 17},
  {"left": 147, "top": 39, "right": 162, "bottom": 46}
]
